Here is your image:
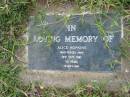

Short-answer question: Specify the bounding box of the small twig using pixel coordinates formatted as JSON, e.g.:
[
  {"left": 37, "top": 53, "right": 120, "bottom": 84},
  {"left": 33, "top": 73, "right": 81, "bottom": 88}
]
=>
[{"left": 0, "top": 46, "right": 27, "bottom": 64}]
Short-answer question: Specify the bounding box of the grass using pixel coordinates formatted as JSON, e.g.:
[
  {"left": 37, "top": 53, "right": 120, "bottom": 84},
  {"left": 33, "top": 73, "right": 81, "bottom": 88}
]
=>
[
  {"left": 0, "top": 0, "right": 130, "bottom": 97},
  {"left": 0, "top": 64, "right": 25, "bottom": 97}
]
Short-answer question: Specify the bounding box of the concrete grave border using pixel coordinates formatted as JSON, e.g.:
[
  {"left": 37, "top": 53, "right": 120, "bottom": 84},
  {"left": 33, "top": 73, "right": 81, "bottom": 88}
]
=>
[{"left": 21, "top": 12, "right": 129, "bottom": 88}]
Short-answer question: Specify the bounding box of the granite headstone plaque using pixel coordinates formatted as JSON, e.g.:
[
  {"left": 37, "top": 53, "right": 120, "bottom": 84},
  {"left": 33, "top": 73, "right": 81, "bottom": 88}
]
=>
[{"left": 28, "top": 13, "right": 122, "bottom": 72}]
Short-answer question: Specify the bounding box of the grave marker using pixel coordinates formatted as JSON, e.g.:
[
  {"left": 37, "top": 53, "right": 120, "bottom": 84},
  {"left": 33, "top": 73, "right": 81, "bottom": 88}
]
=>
[{"left": 28, "top": 13, "right": 122, "bottom": 72}]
